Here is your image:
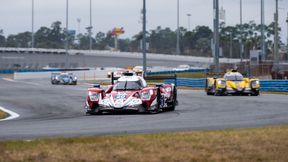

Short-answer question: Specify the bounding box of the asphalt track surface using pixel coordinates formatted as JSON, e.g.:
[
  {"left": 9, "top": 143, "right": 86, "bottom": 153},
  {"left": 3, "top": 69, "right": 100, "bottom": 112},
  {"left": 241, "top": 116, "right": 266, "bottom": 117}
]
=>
[{"left": 0, "top": 77, "right": 288, "bottom": 141}]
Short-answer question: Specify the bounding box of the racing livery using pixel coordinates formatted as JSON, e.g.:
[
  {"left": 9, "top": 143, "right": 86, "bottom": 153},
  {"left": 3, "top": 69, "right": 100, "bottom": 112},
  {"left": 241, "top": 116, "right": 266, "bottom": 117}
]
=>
[
  {"left": 51, "top": 72, "right": 77, "bottom": 85},
  {"left": 205, "top": 70, "right": 260, "bottom": 96},
  {"left": 85, "top": 73, "right": 177, "bottom": 114}
]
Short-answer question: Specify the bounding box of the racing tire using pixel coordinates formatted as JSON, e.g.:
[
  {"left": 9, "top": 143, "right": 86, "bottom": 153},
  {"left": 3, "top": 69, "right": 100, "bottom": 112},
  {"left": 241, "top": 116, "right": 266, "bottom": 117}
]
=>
[
  {"left": 251, "top": 90, "right": 260, "bottom": 96},
  {"left": 149, "top": 88, "right": 161, "bottom": 114},
  {"left": 214, "top": 90, "right": 219, "bottom": 96},
  {"left": 214, "top": 90, "right": 224, "bottom": 96},
  {"left": 86, "top": 110, "right": 102, "bottom": 115},
  {"left": 205, "top": 79, "right": 212, "bottom": 95},
  {"left": 168, "top": 86, "right": 177, "bottom": 111},
  {"left": 206, "top": 90, "right": 214, "bottom": 96},
  {"left": 85, "top": 104, "right": 102, "bottom": 115}
]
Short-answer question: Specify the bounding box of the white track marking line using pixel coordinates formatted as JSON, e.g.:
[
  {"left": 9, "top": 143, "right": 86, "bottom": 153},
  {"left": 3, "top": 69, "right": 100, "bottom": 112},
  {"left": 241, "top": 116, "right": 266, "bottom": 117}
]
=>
[{"left": 0, "top": 106, "right": 20, "bottom": 121}]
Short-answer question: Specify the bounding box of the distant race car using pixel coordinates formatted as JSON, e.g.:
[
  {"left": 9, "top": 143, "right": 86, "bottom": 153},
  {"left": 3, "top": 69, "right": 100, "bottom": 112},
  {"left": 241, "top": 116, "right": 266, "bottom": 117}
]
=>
[
  {"left": 51, "top": 73, "right": 77, "bottom": 85},
  {"left": 132, "top": 66, "right": 152, "bottom": 76},
  {"left": 205, "top": 70, "right": 260, "bottom": 96},
  {"left": 107, "top": 68, "right": 128, "bottom": 78},
  {"left": 85, "top": 72, "right": 177, "bottom": 114},
  {"left": 173, "top": 64, "right": 191, "bottom": 71}
]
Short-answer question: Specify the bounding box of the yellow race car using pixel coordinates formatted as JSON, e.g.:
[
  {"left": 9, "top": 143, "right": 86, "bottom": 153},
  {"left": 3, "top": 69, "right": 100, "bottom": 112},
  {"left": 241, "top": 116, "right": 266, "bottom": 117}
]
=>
[{"left": 205, "top": 70, "right": 260, "bottom": 96}]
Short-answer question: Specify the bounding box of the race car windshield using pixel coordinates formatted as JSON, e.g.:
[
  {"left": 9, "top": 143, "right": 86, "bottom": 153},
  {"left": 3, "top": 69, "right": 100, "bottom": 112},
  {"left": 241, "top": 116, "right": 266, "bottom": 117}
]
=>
[
  {"left": 224, "top": 74, "right": 243, "bottom": 81},
  {"left": 113, "top": 81, "right": 143, "bottom": 90},
  {"left": 60, "top": 75, "right": 70, "bottom": 79}
]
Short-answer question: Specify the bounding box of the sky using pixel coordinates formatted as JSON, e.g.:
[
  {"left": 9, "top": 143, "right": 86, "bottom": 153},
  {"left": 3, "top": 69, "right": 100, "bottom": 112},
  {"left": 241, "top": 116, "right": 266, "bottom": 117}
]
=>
[{"left": 0, "top": 0, "right": 287, "bottom": 43}]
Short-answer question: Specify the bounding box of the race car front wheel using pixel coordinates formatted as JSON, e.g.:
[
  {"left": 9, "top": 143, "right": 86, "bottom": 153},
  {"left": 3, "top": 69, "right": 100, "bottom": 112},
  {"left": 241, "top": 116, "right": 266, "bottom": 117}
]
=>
[{"left": 251, "top": 90, "right": 260, "bottom": 96}]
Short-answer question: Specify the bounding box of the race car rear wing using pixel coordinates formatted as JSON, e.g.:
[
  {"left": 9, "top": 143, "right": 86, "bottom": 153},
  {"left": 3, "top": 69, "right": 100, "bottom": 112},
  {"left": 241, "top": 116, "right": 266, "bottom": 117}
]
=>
[
  {"left": 111, "top": 72, "right": 122, "bottom": 84},
  {"left": 111, "top": 72, "right": 177, "bottom": 86},
  {"left": 206, "top": 72, "right": 225, "bottom": 78},
  {"left": 51, "top": 72, "right": 61, "bottom": 77}
]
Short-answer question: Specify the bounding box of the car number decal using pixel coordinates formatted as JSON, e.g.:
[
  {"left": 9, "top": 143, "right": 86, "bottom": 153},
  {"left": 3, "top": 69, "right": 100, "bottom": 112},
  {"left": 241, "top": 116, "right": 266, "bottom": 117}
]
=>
[{"left": 115, "top": 93, "right": 127, "bottom": 100}]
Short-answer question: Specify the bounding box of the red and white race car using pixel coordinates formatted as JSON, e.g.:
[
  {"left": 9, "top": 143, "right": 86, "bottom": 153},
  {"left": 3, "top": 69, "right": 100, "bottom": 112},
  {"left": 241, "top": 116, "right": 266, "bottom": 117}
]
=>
[{"left": 85, "top": 73, "right": 177, "bottom": 114}]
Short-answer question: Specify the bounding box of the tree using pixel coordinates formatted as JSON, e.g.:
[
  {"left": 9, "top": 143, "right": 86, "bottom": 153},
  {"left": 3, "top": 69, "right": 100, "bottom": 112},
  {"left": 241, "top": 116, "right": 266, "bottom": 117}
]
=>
[
  {"left": 6, "top": 32, "right": 31, "bottom": 48},
  {"left": 35, "top": 27, "right": 52, "bottom": 48},
  {"left": 219, "top": 22, "right": 278, "bottom": 59},
  {"left": 33, "top": 21, "right": 66, "bottom": 49},
  {"left": 0, "top": 35, "right": 5, "bottom": 47},
  {"left": 78, "top": 34, "right": 90, "bottom": 50},
  {"left": 149, "top": 26, "right": 176, "bottom": 54},
  {"left": 94, "top": 32, "right": 106, "bottom": 50}
]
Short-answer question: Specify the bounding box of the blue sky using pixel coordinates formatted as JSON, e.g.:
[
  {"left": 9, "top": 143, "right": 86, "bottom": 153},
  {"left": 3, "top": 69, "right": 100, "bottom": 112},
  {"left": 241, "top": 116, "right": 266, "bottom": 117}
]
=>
[{"left": 0, "top": 0, "right": 287, "bottom": 43}]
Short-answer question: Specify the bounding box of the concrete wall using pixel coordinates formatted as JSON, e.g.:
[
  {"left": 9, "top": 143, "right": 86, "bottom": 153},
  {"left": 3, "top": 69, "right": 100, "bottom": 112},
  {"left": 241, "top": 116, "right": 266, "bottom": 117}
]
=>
[{"left": 14, "top": 69, "right": 109, "bottom": 80}]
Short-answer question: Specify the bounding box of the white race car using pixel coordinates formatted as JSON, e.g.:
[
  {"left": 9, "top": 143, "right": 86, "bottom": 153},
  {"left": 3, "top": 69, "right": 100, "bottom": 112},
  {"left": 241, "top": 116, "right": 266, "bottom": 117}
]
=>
[
  {"left": 51, "top": 72, "right": 77, "bottom": 85},
  {"left": 85, "top": 73, "right": 177, "bottom": 114}
]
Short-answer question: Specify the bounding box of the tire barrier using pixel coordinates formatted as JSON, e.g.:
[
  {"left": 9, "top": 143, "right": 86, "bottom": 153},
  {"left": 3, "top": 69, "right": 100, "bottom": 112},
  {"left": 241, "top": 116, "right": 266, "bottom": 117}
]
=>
[
  {"left": 259, "top": 80, "right": 288, "bottom": 92},
  {"left": 164, "top": 78, "right": 288, "bottom": 92}
]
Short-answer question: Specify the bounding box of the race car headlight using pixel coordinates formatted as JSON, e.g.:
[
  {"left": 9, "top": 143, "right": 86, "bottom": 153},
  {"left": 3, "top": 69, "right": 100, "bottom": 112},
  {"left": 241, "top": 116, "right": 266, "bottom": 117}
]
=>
[
  {"left": 217, "top": 80, "right": 226, "bottom": 87},
  {"left": 141, "top": 92, "right": 151, "bottom": 100},
  {"left": 141, "top": 90, "right": 153, "bottom": 101},
  {"left": 89, "top": 91, "right": 100, "bottom": 101},
  {"left": 251, "top": 80, "right": 260, "bottom": 88}
]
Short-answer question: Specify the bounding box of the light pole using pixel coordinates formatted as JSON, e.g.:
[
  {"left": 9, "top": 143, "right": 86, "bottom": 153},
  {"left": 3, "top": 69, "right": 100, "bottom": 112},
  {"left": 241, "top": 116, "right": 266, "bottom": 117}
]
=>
[
  {"left": 176, "top": 0, "right": 180, "bottom": 55},
  {"left": 261, "top": 0, "right": 266, "bottom": 61},
  {"left": 213, "top": 0, "right": 220, "bottom": 73},
  {"left": 89, "top": 0, "right": 93, "bottom": 51},
  {"left": 142, "top": 0, "right": 147, "bottom": 74},
  {"left": 274, "top": 0, "right": 279, "bottom": 64},
  {"left": 286, "top": 13, "right": 288, "bottom": 56},
  {"left": 240, "top": 0, "right": 243, "bottom": 62},
  {"left": 187, "top": 13, "right": 191, "bottom": 31},
  {"left": 31, "top": 0, "right": 34, "bottom": 50},
  {"left": 65, "top": 0, "right": 69, "bottom": 68},
  {"left": 230, "top": 31, "right": 233, "bottom": 60},
  {"left": 77, "top": 18, "right": 81, "bottom": 34}
]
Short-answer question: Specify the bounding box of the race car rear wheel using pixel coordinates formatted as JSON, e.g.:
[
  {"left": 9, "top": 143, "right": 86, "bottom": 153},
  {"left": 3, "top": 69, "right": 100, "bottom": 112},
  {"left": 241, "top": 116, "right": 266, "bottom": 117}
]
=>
[
  {"left": 168, "top": 86, "right": 177, "bottom": 111},
  {"left": 149, "top": 87, "right": 161, "bottom": 114},
  {"left": 206, "top": 90, "right": 214, "bottom": 95}
]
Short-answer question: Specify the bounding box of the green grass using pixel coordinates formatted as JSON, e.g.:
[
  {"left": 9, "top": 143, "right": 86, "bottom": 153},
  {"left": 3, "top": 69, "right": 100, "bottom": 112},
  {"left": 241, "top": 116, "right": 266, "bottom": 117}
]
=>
[
  {"left": 148, "top": 72, "right": 206, "bottom": 79},
  {"left": 1, "top": 126, "right": 288, "bottom": 162},
  {"left": 0, "top": 110, "right": 8, "bottom": 119}
]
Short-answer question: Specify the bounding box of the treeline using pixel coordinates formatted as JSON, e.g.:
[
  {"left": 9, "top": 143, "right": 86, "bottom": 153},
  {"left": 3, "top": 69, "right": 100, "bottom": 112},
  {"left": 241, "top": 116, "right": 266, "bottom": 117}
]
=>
[{"left": 0, "top": 21, "right": 281, "bottom": 59}]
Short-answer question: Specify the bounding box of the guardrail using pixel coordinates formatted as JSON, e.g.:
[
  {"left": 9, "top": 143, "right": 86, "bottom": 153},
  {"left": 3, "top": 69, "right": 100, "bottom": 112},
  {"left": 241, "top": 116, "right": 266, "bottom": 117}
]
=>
[
  {"left": 0, "top": 69, "right": 61, "bottom": 74},
  {"left": 164, "top": 78, "right": 288, "bottom": 92},
  {"left": 0, "top": 68, "right": 90, "bottom": 74}
]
